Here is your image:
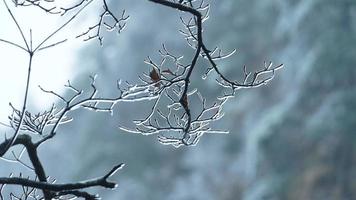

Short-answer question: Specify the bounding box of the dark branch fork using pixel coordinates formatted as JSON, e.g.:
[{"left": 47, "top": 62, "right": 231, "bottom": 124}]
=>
[
  {"left": 0, "top": 0, "right": 282, "bottom": 199},
  {"left": 125, "top": 0, "right": 283, "bottom": 146},
  {"left": 0, "top": 134, "right": 124, "bottom": 199}
]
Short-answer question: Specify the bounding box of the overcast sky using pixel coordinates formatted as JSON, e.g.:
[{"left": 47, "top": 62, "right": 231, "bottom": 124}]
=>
[{"left": 0, "top": 1, "right": 89, "bottom": 125}]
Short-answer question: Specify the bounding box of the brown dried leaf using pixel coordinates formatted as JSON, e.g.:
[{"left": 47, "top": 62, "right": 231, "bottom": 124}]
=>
[
  {"left": 150, "top": 68, "right": 160, "bottom": 87},
  {"left": 181, "top": 94, "right": 188, "bottom": 108}
]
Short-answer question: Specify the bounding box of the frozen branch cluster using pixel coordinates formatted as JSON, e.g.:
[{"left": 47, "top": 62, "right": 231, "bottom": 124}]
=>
[
  {"left": 14, "top": 0, "right": 129, "bottom": 45},
  {"left": 120, "top": 0, "right": 283, "bottom": 146},
  {"left": 0, "top": 0, "right": 282, "bottom": 199}
]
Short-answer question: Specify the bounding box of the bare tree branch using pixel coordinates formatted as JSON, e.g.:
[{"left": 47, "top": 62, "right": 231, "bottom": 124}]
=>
[
  {"left": 0, "top": 164, "right": 124, "bottom": 191},
  {"left": 0, "top": 0, "right": 283, "bottom": 198},
  {"left": 119, "top": 0, "right": 283, "bottom": 146}
]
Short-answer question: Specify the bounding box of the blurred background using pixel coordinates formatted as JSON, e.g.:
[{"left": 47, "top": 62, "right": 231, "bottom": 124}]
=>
[{"left": 1, "top": 0, "right": 356, "bottom": 199}]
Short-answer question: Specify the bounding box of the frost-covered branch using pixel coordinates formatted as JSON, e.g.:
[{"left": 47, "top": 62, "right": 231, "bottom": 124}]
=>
[
  {"left": 0, "top": 0, "right": 283, "bottom": 198},
  {"left": 120, "top": 0, "right": 283, "bottom": 147}
]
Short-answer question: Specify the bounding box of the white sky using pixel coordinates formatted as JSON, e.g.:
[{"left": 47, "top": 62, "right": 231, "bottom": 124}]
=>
[{"left": 0, "top": 1, "right": 90, "bottom": 124}]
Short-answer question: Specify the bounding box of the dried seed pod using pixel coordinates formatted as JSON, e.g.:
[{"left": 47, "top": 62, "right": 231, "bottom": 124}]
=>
[
  {"left": 149, "top": 68, "right": 160, "bottom": 87},
  {"left": 181, "top": 94, "right": 188, "bottom": 109}
]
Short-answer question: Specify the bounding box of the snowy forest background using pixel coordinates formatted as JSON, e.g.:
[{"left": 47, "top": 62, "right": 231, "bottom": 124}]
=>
[{"left": 1, "top": 0, "right": 355, "bottom": 199}]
